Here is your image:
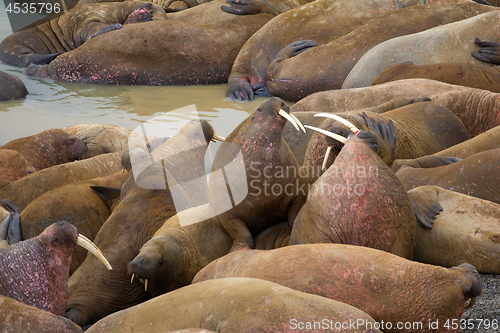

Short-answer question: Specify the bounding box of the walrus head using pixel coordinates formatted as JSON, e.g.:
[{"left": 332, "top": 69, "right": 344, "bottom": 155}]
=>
[{"left": 253, "top": 97, "right": 306, "bottom": 135}]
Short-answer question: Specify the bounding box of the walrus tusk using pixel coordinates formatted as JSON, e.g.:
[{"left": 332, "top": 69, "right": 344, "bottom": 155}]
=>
[
  {"left": 304, "top": 125, "right": 347, "bottom": 144},
  {"left": 289, "top": 113, "right": 306, "bottom": 133},
  {"left": 314, "top": 113, "right": 360, "bottom": 133},
  {"left": 322, "top": 146, "right": 332, "bottom": 171},
  {"left": 279, "top": 109, "right": 305, "bottom": 133},
  {"left": 145, "top": 279, "right": 148, "bottom": 292},
  {"left": 131, "top": 274, "right": 135, "bottom": 284},
  {"left": 77, "top": 234, "right": 113, "bottom": 270},
  {"left": 212, "top": 134, "right": 226, "bottom": 142}
]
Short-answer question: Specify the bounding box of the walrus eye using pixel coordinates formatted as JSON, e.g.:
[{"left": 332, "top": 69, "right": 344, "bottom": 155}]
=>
[
  {"left": 158, "top": 258, "right": 163, "bottom": 265},
  {"left": 257, "top": 107, "right": 262, "bottom": 112}
]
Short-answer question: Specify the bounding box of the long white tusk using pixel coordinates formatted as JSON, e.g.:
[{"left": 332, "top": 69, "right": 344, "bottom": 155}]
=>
[
  {"left": 76, "top": 234, "right": 113, "bottom": 270},
  {"left": 314, "top": 113, "right": 359, "bottom": 133},
  {"left": 322, "top": 146, "right": 332, "bottom": 171},
  {"left": 131, "top": 274, "right": 135, "bottom": 284},
  {"left": 212, "top": 134, "right": 226, "bottom": 142},
  {"left": 304, "top": 125, "right": 347, "bottom": 144},
  {"left": 279, "top": 109, "right": 300, "bottom": 132},
  {"left": 289, "top": 113, "right": 306, "bottom": 133}
]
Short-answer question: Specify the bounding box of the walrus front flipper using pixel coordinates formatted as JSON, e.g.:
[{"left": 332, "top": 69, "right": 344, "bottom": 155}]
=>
[
  {"left": 227, "top": 80, "right": 255, "bottom": 101},
  {"left": 91, "top": 23, "right": 123, "bottom": 39},
  {"left": 25, "top": 64, "right": 50, "bottom": 78},
  {"left": 407, "top": 186, "right": 443, "bottom": 229},
  {"left": 398, "top": 155, "right": 462, "bottom": 170},
  {"left": 222, "top": 0, "right": 279, "bottom": 16},
  {"left": 362, "top": 112, "right": 396, "bottom": 166},
  {"left": 472, "top": 0, "right": 492, "bottom": 6},
  {"left": 252, "top": 83, "right": 272, "bottom": 98},
  {"left": 90, "top": 186, "right": 122, "bottom": 212},
  {"left": 472, "top": 38, "right": 500, "bottom": 64},
  {"left": 6, "top": 212, "right": 22, "bottom": 245},
  {"left": 17, "top": 52, "right": 62, "bottom": 67},
  {"left": 450, "top": 263, "right": 483, "bottom": 306},
  {"left": 124, "top": 3, "right": 154, "bottom": 24}
]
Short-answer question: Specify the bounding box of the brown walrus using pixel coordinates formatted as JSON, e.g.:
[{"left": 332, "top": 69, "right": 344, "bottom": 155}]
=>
[
  {"left": 0, "top": 149, "right": 36, "bottom": 189},
  {"left": 192, "top": 244, "right": 483, "bottom": 333},
  {"left": 0, "top": 129, "right": 88, "bottom": 171},
  {"left": 265, "top": 2, "right": 497, "bottom": 102},
  {"left": 408, "top": 185, "right": 500, "bottom": 274},
  {"left": 85, "top": 278, "right": 382, "bottom": 333},
  {"left": 291, "top": 125, "right": 416, "bottom": 259},
  {"left": 0, "top": 70, "right": 28, "bottom": 101},
  {"left": 0, "top": 221, "right": 111, "bottom": 315}
]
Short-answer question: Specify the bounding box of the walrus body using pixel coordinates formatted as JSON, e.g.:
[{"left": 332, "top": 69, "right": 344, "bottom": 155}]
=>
[
  {"left": 396, "top": 149, "right": 500, "bottom": 204},
  {"left": 0, "top": 149, "right": 36, "bottom": 189},
  {"left": 291, "top": 130, "right": 416, "bottom": 259},
  {"left": 0, "top": 129, "right": 88, "bottom": 171},
  {"left": 266, "top": 2, "right": 497, "bottom": 102},
  {"left": 192, "top": 244, "right": 483, "bottom": 333},
  {"left": 343, "top": 10, "right": 500, "bottom": 88},
  {"left": 85, "top": 278, "right": 381, "bottom": 333},
  {"left": 408, "top": 186, "right": 500, "bottom": 274},
  {"left": 0, "top": 2, "right": 168, "bottom": 67},
  {"left": 292, "top": 79, "right": 500, "bottom": 137},
  {"left": 0, "top": 70, "right": 28, "bottom": 101},
  {"left": 0, "top": 151, "right": 124, "bottom": 210},
  {"left": 372, "top": 62, "right": 500, "bottom": 93}
]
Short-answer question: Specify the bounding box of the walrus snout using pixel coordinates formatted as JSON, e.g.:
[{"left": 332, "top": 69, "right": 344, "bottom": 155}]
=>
[
  {"left": 128, "top": 255, "right": 160, "bottom": 280},
  {"left": 67, "top": 135, "right": 89, "bottom": 160}
]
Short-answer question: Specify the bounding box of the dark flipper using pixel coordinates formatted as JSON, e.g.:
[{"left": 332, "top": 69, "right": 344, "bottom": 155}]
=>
[
  {"left": 273, "top": 40, "right": 319, "bottom": 60},
  {"left": 407, "top": 187, "right": 443, "bottom": 229},
  {"left": 472, "top": 38, "right": 500, "bottom": 64},
  {"left": 124, "top": 3, "right": 154, "bottom": 24},
  {"left": 227, "top": 80, "right": 255, "bottom": 101},
  {"left": 398, "top": 155, "right": 462, "bottom": 170},
  {"left": 91, "top": 23, "right": 123, "bottom": 39},
  {"left": 0, "top": 199, "right": 22, "bottom": 215},
  {"left": 471, "top": 0, "right": 491, "bottom": 5},
  {"left": 90, "top": 186, "right": 122, "bottom": 212},
  {"left": 363, "top": 113, "right": 396, "bottom": 165},
  {"left": 252, "top": 83, "right": 272, "bottom": 98},
  {"left": 6, "top": 212, "right": 22, "bottom": 244},
  {"left": 25, "top": 64, "right": 50, "bottom": 78},
  {"left": 221, "top": 0, "right": 279, "bottom": 16}
]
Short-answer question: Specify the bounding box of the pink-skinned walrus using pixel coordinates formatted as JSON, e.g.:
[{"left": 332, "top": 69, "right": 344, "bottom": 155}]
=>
[{"left": 192, "top": 244, "right": 483, "bottom": 333}]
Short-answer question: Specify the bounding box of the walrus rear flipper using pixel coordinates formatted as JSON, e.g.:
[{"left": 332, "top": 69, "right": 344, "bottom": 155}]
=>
[
  {"left": 472, "top": 38, "right": 500, "bottom": 64},
  {"left": 123, "top": 3, "right": 154, "bottom": 24},
  {"left": 6, "top": 212, "right": 22, "bottom": 245},
  {"left": 398, "top": 155, "right": 462, "bottom": 170},
  {"left": 472, "top": 0, "right": 492, "bottom": 6},
  {"left": 91, "top": 23, "right": 123, "bottom": 39},
  {"left": 25, "top": 64, "right": 50, "bottom": 78},
  {"left": 90, "top": 186, "right": 122, "bottom": 212},
  {"left": 450, "top": 263, "right": 483, "bottom": 307},
  {"left": 12, "top": 52, "right": 62, "bottom": 67},
  {"left": 222, "top": 0, "right": 279, "bottom": 16},
  {"left": 407, "top": 186, "right": 443, "bottom": 229}
]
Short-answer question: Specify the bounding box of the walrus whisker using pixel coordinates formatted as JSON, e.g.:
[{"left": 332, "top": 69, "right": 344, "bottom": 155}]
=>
[
  {"left": 313, "top": 113, "right": 360, "bottom": 133},
  {"left": 322, "top": 146, "right": 332, "bottom": 171},
  {"left": 131, "top": 274, "right": 135, "bottom": 284},
  {"left": 76, "top": 234, "right": 113, "bottom": 270},
  {"left": 212, "top": 134, "right": 226, "bottom": 142},
  {"left": 289, "top": 113, "right": 306, "bottom": 133},
  {"left": 278, "top": 109, "right": 301, "bottom": 132},
  {"left": 304, "top": 125, "right": 347, "bottom": 144}
]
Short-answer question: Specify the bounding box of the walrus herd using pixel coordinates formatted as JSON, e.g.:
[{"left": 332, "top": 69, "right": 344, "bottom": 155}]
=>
[{"left": 1, "top": 0, "right": 500, "bottom": 332}]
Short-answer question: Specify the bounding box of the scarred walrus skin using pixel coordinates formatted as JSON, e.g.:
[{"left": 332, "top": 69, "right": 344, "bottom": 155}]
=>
[
  {"left": 0, "top": 295, "right": 83, "bottom": 333},
  {"left": 19, "top": 172, "right": 128, "bottom": 274},
  {"left": 64, "top": 121, "right": 219, "bottom": 326},
  {"left": 0, "top": 70, "right": 28, "bottom": 101},
  {"left": 0, "top": 221, "right": 111, "bottom": 316},
  {"left": 290, "top": 129, "right": 416, "bottom": 259},
  {"left": 225, "top": 0, "right": 477, "bottom": 101},
  {"left": 265, "top": 2, "right": 497, "bottom": 102},
  {"left": 342, "top": 10, "right": 500, "bottom": 89},
  {"left": 0, "top": 149, "right": 36, "bottom": 189},
  {"left": 0, "top": 2, "right": 168, "bottom": 67},
  {"left": 0, "top": 129, "right": 88, "bottom": 171},
  {"left": 25, "top": 3, "right": 275, "bottom": 85},
  {"left": 291, "top": 78, "right": 500, "bottom": 137},
  {"left": 85, "top": 277, "right": 382, "bottom": 333},
  {"left": 208, "top": 97, "right": 309, "bottom": 252},
  {"left": 408, "top": 185, "right": 500, "bottom": 274},
  {"left": 396, "top": 149, "right": 500, "bottom": 204},
  {"left": 192, "top": 244, "right": 483, "bottom": 333},
  {"left": 0, "top": 151, "right": 124, "bottom": 210}
]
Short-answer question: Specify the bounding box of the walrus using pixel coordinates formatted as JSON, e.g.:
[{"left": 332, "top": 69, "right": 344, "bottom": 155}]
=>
[
  {"left": 0, "top": 70, "right": 28, "bottom": 101},
  {"left": 225, "top": 0, "right": 478, "bottom": 100},
  {"left": 472, "top": 38, "right": 500, "bottom": 63},
  {"left": 19, "top": 172, "right": 128, "bottom": 274},
  {"left": 192, "top": 244, "right": 483, "bottom": 333},
  {"left": 0, "top": 296, "right": 83, "bottom": 333},
  {"left": 85, "top": 278, "right": 382, "bottom": 333},
  {"left": 0, "top": 149, "right": 36, "bottom": 189},
  {"left": 0, "top": 2, "right": 168, "bottom": 67},
  {"left": 0, "top": 129, "right": 88, "bottom": 171},
  {"left": 396, "top": 149, "right": 500, "bottom": 204},
  {"left": 64, "top": 120, "right": 219, "bottom": 326},
  {"left": 208, "top": 97, "right": 308, "bottom": 252},
  {"left": 0, "top": 199, "right": 22, "bottom": 249},
  {"left": 0, "top": 151, "right": 124, "bottom": 210},
  {"left": 0, "top": 221, "right": 111, "bottom": 315},
  {"left": 291, "top": 78, "right": 500, "bottom": 137},
  {"left": 24, "top": 2, "right": 275, "bottom": 84},
  {"left": 265, "top": 2, "right": 497, "bottom": 102},
  {"left": 342, "top": 10, "right": 500, "bottom": 88},
  {"left": 291, "top": 125, "right": 416, "bottom": 259},
  {"left": 408, "top": 185, "right": 500, "bottom": 274}
]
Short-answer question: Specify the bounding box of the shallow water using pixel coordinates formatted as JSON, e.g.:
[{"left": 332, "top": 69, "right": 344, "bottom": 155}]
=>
[{"left": 0, "top": 2, "right": 269, "bottom": 146}]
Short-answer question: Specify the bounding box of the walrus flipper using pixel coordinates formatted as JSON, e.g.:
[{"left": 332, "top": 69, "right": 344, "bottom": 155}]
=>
[
  {"left": 90, "top": 186, "right": 122, "bottom": 211},
  {"left": 472, "top": 38, "right": 500, "bottom": 64},
  {"left": 407, "top": 186, "right": 443, "bottom": 229},
  {"left": 124, "top": 3, "right": 154, "bottom": 24},
  {"left": 91, "top": 23, "right": 123, "bottom": 39},
  {"left": 471, "top": 0, "right": 492, "bottom": 6},
  {"left": 222, "top": 0, "right": 279, "bottom": 16},
  {"left": 362, "top": 112, "right": 396, "bottom": 165},
  {"left": 6, "top": 212, "right": 22, "bottom": 245},
  {"left": 399, "top": 155, "right": 462, "bottom": 170},
  {"left": 227, "top": 80, "right": 255, "bottom": 101},
  {"left": 252, "top": 83, "right": 272, "bottom": 98}
]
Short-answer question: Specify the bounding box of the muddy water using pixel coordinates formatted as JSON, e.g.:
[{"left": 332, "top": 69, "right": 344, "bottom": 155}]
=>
[{"left": 0, "top": 2, "right": 271, "bottom": 146}]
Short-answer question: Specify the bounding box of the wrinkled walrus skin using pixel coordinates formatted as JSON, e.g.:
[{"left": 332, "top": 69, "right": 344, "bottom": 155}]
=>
[
  {"left": 291, "top": 130, "right": 416, "bottom": 259},
  {"left": 292, "top": 79, "right": 500, "bottom": 137},
  {"left": 396, "top": 148, "right": 500, "bottom": 204},
  {"left": 0, "top": 149, "right": 36, "bottom": 189},
  {"left": 0, "top": 295, "right": 83, "bottom": 333},
  {"left": 342, "top": 10, "right": 500, "bottom": 89},
  {"left": 193, "top": 244, "right": 483, "bottom": 333},
  {"left": 85, "top": 278, "right": 382, "bottom": 333},
  {"left": 266, "top": 2, "right": 497, "bottom": 102},
  {"left": 372, "top": 62, "right": 500, "bottom": 93},
  {"left": 0, "top": 70, "right": 28, "bottom": 101},
  {"left": 408, "top": 186, "right": 500, "bottom": 274},
  {"left": 0, "top": 2, "right": 168, "bottom": 67}
]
